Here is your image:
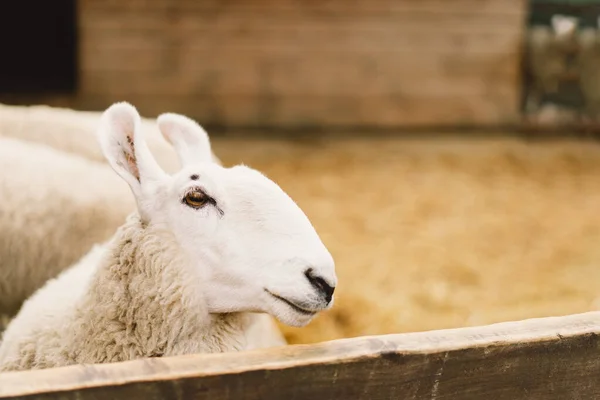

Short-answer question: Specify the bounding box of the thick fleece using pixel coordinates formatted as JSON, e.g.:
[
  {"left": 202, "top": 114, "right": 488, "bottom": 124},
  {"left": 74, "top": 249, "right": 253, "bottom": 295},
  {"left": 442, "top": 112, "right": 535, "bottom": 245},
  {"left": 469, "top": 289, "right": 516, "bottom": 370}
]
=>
[
  {"left": 0, "top": 213, "right": 284, "bottom": 372},
  {"left": 0, "top": 137, "right": 132, "bottom": 326}
]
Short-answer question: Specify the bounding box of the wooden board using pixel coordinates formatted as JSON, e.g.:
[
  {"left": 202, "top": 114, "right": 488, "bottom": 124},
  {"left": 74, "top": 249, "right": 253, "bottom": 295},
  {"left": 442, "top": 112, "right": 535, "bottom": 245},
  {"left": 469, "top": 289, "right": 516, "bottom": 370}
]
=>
[
  {"left": 1, "top": 311, "right": 599, "bottom": 399},
  {"left": 0, "top": 0, "right": 527, "bottom": 130}
]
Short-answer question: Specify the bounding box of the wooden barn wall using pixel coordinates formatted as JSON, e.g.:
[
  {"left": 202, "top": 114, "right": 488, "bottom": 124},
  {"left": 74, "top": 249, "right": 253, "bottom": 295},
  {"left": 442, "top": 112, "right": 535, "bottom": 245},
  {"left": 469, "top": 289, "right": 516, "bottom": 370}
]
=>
[{"left": 8, "top": 0, "right": 528, "bottom": 130}]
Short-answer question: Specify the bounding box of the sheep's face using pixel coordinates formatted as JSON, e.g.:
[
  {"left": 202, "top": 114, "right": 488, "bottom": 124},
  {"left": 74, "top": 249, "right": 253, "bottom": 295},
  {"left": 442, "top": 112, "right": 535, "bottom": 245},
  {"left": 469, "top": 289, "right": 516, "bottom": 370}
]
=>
[
  {"left": 98, "top": 102, "right": 337, "bottom": 328},
  {"left": 160, "top": 163, "right": 336, "bottom": 327}
]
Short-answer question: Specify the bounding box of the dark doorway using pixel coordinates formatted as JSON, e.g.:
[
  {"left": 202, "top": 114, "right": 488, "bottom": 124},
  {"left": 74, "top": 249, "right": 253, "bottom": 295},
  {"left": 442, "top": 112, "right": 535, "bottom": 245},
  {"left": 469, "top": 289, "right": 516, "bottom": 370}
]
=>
[{"left": 0, "top": 1, "right": 77, "bottom": 94}]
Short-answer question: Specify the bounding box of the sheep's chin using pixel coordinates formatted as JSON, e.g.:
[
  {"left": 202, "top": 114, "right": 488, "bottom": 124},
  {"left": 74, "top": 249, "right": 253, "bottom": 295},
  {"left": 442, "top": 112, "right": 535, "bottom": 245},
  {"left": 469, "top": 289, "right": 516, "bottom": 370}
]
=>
[
  {"left": 267, "top": 300, "right": 318, "bottom": 327},
  {"left": 275, "top": 311, "right": 317, "bottom": 328}
]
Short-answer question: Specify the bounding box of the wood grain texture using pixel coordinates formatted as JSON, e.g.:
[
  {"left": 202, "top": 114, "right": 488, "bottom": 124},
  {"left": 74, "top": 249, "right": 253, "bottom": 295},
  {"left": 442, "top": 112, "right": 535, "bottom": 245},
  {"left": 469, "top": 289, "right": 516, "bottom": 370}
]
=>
[
  {"left": 0, "top": 0, "right": 527, "bottom": 129},
  {"left": 1, "top": 312, "right": 599, "bottom": 399}
]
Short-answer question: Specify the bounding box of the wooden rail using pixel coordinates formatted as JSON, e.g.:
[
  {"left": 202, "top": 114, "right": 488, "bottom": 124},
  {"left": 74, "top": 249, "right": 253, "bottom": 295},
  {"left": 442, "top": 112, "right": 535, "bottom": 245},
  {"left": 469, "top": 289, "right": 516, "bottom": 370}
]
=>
[{"left": 1, "top": 311, "right": 599, "bottom": 399}]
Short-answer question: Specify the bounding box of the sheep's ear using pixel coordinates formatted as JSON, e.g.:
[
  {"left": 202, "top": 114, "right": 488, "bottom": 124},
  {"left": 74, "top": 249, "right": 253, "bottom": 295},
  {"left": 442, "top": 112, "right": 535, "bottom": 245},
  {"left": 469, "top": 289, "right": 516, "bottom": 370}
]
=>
[
  {"left": 98, "top": 102, "right": 166, "bottom": 198},
  {"left": 157, "top": 113, "right": 213, "bottom": 167}
]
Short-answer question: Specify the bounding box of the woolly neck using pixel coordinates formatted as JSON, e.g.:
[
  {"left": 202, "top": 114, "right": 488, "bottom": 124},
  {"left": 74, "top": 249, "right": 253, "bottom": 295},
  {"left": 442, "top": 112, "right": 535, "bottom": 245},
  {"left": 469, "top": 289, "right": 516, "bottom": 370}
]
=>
[{"left": 70, "top": 213, "right": 248, "bottom": 363}]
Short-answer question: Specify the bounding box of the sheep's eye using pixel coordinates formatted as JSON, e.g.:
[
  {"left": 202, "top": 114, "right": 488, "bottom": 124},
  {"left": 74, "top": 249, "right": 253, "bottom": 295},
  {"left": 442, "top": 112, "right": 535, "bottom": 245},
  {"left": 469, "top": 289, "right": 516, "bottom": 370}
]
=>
[{"left": 184, "top": 191, "right": 208, "bottom": 208}]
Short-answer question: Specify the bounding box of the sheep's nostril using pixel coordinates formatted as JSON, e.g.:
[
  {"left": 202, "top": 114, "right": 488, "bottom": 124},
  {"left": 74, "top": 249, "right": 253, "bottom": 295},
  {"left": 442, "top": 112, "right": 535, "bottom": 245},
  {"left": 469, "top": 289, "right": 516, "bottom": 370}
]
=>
[{"left": 304, "top": 269, "right": 335, "bottom": 303}]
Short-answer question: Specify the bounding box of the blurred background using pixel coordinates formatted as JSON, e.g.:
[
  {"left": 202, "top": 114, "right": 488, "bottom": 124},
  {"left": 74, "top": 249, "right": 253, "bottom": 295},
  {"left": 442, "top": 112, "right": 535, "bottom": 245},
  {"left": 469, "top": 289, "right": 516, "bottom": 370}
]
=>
[{"left": 2, "top": 0, "right": 600, "bottom": 344}]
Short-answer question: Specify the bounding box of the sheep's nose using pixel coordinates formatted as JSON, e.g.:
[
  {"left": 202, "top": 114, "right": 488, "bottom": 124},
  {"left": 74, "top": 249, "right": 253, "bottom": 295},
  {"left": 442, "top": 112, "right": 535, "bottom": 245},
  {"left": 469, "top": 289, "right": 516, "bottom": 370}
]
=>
[{"left": 305, "top": 268, "right": 335, "bottom": 303}]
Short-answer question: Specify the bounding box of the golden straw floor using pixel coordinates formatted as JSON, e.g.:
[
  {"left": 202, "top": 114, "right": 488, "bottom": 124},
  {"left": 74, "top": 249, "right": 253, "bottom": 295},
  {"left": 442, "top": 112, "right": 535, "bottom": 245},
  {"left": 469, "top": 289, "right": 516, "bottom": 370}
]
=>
[{"left": 212, "top": 135, "right": 600, "bottom": 344}]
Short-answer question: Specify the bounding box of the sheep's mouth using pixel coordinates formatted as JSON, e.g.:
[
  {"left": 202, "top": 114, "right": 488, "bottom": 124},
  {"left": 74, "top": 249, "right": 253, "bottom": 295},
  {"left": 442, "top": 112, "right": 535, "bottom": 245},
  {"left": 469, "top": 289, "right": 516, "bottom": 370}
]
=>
[{"left": 264, "top": 289, "right": 317, "bottom": 316}]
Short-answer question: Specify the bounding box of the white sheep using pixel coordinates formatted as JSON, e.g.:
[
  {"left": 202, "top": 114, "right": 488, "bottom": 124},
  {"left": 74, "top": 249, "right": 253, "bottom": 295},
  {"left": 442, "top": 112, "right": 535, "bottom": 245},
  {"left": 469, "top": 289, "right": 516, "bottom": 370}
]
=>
[
  {"left": 0, "top": 102, "right": 336, "bottom": 372},
  {"left": 0, "top": 137, "right": 133, "bottom": 327}
]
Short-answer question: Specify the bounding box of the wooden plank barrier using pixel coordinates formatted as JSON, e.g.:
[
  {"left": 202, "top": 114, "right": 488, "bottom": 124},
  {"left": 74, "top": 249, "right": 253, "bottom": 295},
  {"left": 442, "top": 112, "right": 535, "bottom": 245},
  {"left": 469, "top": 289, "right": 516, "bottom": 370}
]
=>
[{"left": 1, "top": 311, "right": 599, "bottom": 399}]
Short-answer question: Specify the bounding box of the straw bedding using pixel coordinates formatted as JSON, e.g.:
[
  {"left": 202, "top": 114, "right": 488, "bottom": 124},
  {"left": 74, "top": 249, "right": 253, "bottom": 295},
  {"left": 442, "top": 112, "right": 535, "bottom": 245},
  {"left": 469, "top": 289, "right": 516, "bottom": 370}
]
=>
[{"left": 211, "top": 136, "right": 600, "bottom": 344}]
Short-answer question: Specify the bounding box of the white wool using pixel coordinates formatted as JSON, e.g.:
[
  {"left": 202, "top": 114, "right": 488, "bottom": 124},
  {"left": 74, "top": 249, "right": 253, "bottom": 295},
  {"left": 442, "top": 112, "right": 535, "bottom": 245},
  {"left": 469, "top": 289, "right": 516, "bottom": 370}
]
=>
[
  {"left": 0, "top": 218, "right": 285, "bottom": 371},
  {"left": 0, "top": 137, "right": 132, "bottom": 324}
]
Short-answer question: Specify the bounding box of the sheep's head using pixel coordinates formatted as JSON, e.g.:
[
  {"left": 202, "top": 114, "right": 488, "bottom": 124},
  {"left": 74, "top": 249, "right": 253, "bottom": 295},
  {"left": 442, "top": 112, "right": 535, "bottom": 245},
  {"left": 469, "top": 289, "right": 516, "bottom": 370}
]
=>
[{"left": 97, "top": 102, "right": 336, "bottom": 327}]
